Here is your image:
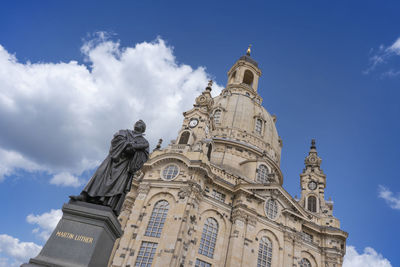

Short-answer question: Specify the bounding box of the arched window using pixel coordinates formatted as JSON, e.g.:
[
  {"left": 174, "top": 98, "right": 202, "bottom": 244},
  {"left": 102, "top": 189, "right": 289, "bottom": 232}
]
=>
[
  {"left": 307, "top": 196, "right": 317, "bottom": 212},
  {"left": 214, "top": 110, "right": 222, "bottom": 124},
  {"left": 299, "top": 258, "right": 311, "bottom": 267},
  {"left": 145, "top": 200, "right": 169, "bottom": 238},
  {"left": 198, "top": 217, "right": 218, "bottom": 258},
  {"left": 255, "top": 118, "right": 263, "bottom": 135},
  {"left": 207, "top": 144, "right": 212, "bottom": 161},
  {"left": 243, "top": 70, "right": 254, "bottom": 86},
  {"left": 265, "top": 199, "right": 278, "bottom": 220},
  {"left": 178, "top": 131, "right": 190, "bottom": 144},
  {"left": 257, "top": 164, "right": 269, "bottom": 184},
  {"left": 257, "top": 236, "right": 272, "bottom": 267}
]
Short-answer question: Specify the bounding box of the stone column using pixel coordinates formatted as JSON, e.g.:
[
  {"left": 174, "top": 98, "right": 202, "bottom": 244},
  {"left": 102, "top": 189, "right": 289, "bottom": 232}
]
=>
[
  {"left": 169, "top": 181, "right": 203, "bottom": 267},
  {"left": 225, "top": 209, "right": 247, "bottom": 267}
]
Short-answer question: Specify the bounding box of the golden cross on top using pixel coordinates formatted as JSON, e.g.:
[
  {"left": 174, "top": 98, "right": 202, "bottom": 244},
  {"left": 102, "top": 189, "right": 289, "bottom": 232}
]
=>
[{"left": 246, "top": 44, "right": 252, "bottom": 56}]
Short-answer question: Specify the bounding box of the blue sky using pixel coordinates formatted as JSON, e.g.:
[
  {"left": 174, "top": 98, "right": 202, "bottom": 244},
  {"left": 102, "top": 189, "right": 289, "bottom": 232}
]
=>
[{"left": 0, "top": 1, "right": 399, "bottom": 266}]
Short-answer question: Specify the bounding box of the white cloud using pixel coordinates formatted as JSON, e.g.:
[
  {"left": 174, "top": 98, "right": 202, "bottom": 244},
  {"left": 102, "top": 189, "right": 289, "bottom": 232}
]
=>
[
  {"left": 0, "top": 148, "right": 44, "bottom": 181},
  {"left": 0, "top": 234, "right": 42, "bottom": 267},
  {"left": 50, "top": 172, "right": 82, "bottom": 187},
  {"left": 387, "top": 37, "right": 400, "bottom": 55},
  {"left": 26, "top": 209, "right": 62, "bottom": 240},
  {"left": 365, "top": 36, "right": 400, "bottom": 75},
  {"left": 0, "top": 33, "right": 223, "bottom": 183},
  {"left": 378, "top": 185, "right": 400, "bottom": 210},
  {"left": 343, "top": 246, "right": 392, "bottom": 267}
]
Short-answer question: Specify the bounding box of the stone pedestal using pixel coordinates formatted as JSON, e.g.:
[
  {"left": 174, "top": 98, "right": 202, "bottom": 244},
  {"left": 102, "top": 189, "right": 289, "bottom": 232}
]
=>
[{"left": 22, "top": 201, "right": 123, "bottom": 267}]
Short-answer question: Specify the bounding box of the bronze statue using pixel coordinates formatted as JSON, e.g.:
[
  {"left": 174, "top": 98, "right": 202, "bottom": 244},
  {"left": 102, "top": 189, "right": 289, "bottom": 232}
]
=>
[{"left": 70, "top": 120, "right": 149, "bottom": 216}]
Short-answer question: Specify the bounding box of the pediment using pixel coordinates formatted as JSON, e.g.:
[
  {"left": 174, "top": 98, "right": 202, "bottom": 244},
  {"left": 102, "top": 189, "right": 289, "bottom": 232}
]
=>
[{"left": 240, "top": 184, "right": 310, "bottom": 220}]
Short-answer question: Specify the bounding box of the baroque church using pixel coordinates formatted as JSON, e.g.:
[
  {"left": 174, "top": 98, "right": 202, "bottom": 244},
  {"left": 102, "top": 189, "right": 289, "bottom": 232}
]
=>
[{"left": 109, "top": 49, "right": 348, "bottom": 267}]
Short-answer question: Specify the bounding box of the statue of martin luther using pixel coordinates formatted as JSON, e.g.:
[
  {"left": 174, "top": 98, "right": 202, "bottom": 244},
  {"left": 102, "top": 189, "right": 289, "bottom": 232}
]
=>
[{"left": 70, "top": 120, "right": 149, "bottom": 216}]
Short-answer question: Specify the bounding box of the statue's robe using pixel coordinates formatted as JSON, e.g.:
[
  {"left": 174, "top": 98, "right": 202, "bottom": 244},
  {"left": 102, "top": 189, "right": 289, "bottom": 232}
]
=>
[{"left": 82, "top": 129, "right": 149, "bottom": 215}]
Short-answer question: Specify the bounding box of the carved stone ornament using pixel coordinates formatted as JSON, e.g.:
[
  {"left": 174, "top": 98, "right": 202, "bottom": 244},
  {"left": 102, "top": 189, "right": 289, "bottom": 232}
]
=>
[
  {"left": 137, "top": 183, "right": 151, "bottom": 194},
  {"left": 121, "top": 191, "right": 136, "bottom": 212},
  {"left": 232, "top": 209, "right": 247, "bottom": 223},
  {"left": 178, "top": 186, "right": 191, "bottom": 199}
]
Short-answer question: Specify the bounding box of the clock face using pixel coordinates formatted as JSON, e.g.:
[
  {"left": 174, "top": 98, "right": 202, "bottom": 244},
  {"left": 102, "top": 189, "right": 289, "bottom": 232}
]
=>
[
  {"left": 189, "top": 118, "right": 198, "bottom": 128},
  {"left": 308, "top": 181, "right": 317, "bottom": 190}
]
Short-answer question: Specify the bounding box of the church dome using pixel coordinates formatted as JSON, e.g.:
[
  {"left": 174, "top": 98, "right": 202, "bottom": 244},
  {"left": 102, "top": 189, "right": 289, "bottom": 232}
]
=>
[{"left": 210, "top": 92, "right": 281, "bottom": 164}]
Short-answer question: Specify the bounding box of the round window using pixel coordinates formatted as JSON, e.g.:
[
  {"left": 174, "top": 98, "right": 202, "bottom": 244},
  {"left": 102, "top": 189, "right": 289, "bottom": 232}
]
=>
[
  {"left": 162, "top": 164, "right": 179, "bottom": 180},
  {"left": 265, "top": 199, "right": 278, "bottom": 220}
]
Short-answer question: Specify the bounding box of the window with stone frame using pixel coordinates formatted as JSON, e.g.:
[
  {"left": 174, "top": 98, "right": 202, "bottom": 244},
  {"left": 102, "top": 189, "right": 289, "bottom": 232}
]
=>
[
  {"left": 162, "top": 164, "right": 179, "bottom": 180},
  {"left": 211, "top": 189, "right": 226, "bottom": 202},
  {"left": 144, "top": 200, "right": 169, "bottom": 238},
  {"left": 255, "top": 118, "right": 263, "bottom": 135},
  {"left": 198, "top": 217, "right": 218, "bottom": 258},
  {"left": 214, "top": 110, "right": 222, "bottom": 124},
  {"left": 135, "top": 241, "right": 157, "bottom": 267},
  {"left": 307, "top": 196, "right": 317, "bottom": 212},
  {"left": 299, "top": 258, "right": 311, "bottom": 267},
  {"left": 257, "top": 236, "right": 273, "bottom": 267},
  {"left": 301, "top": 231, "right": 313, "bottom": 243},
  {"left": 256, "top": 164, "right": 270, "bottom": 184},
  {"left": 265, "top": 199, "right": 278, "bottom": 220},
  {"left": 195, "top": 258, "right": 212, "bottom": 267}
]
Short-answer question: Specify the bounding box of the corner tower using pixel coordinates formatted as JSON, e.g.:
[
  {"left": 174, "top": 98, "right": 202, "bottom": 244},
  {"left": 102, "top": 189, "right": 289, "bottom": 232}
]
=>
[{"left": 299, "top": 140, "right": 339, "bottom": 228}]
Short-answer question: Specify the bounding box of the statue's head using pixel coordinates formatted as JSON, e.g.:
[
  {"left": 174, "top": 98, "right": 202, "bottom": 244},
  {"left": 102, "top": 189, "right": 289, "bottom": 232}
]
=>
[{"left": 134, "top": 120, "right": 146, "bottom": 133}]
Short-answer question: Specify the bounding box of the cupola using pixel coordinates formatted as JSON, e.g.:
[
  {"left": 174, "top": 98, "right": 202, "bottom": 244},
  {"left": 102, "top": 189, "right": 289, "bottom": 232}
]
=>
[{"left": 226, "top": 45, "right": 262, "bottom": 92}]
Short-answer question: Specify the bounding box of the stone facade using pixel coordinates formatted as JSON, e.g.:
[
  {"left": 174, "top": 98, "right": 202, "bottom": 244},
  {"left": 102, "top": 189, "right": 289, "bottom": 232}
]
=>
[{"left": 109, "top": 52, "right": 348, "bottom": 267}]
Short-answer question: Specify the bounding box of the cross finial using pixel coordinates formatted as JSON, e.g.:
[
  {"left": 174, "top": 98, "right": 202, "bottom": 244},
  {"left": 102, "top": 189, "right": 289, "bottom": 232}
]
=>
[
  {"left": 311, "top": 139, "right": 316, "bottom": 149},
  {"left": 246, "top": 44, "right": 252, "bottom": 56},
  {"left": 208, "top": 80, "right": 213, "bottom": 87}
]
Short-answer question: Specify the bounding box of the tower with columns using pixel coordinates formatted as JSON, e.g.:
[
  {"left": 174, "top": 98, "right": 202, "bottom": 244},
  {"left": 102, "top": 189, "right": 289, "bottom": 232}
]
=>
[{"left": 109, "top": 49, "right": 348, "bottom": 267}]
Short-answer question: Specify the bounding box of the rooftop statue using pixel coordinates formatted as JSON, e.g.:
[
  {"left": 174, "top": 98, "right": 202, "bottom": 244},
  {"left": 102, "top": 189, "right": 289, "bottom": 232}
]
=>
[{"left": 70, "top": 120, "right": 149, "bottom": 216}]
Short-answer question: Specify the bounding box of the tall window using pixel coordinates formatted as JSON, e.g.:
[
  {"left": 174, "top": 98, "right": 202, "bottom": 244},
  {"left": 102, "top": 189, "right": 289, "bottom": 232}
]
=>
[
  {"left": 207, "top": 144, "right": 212, "bottom": 161},
  {"left": 214, "top": 110, "right": 222, "bottom": 124},
  {"left": 257, "top": 236, "right": 272, "bottom": 267},
  {"left": 145, "top": 200, "right": 169, "bottom": 238},
  {"left": 299, "top": 258, "right": 311, "bottom": 267},
  {"left": 135, "top": 241, "right": 157, "bottom": 267},
  {"left": 265, "top": 199, "right": 278, "bottom": 220},
  {"left": 307, "top": 196, "right": 317, "bottom": 212},
  {"left": 255, "top": 118, "right": 263, "bottom": 135},
  {"left": 198, "top": 218, "right": 218, "bottom": 258},
  {"left": 257, "top": 164, "right": 269, "bottom": 184},
  {"left": 195, "top": 259, "right": 212, "bottom": 267},
  {"left": 178, "top": 131, "right": 190, "bottom": 144}
]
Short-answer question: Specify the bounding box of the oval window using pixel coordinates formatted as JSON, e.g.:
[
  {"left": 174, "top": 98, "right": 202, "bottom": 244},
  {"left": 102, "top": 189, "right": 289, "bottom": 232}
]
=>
[{"left": 162, "top": 164, "right": 179, "bottom": 180}]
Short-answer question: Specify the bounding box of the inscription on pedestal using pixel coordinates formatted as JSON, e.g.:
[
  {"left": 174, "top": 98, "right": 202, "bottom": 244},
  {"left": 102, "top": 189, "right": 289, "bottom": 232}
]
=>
[{"left": 55, "top": 231, "right": 94, "bottom": 244}]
